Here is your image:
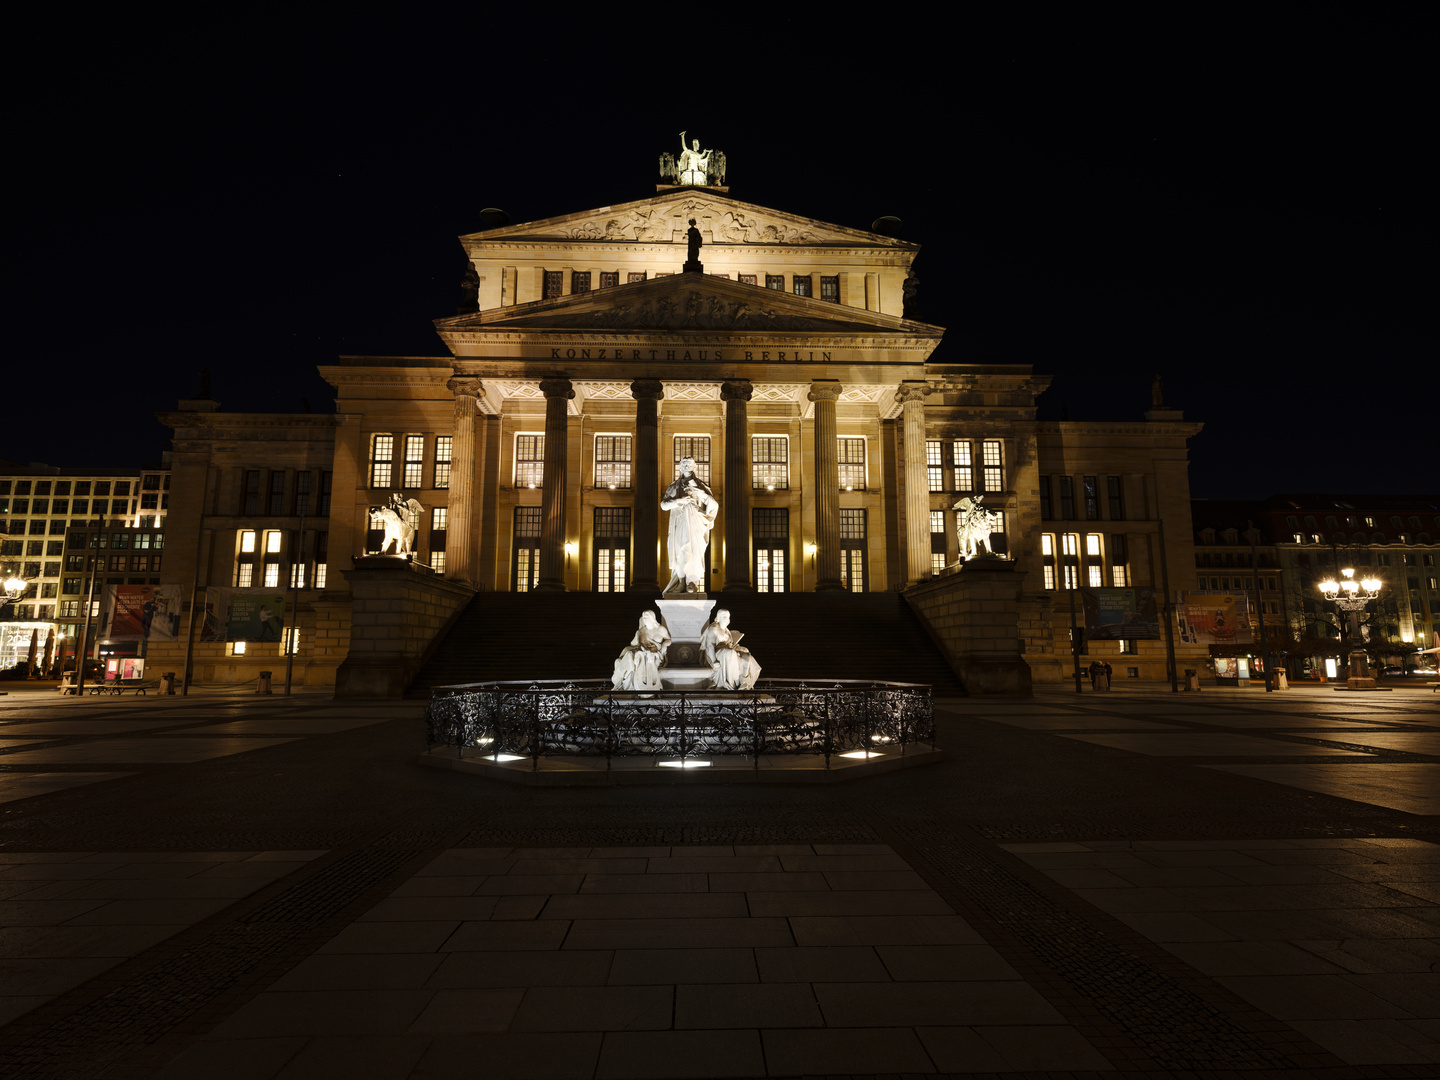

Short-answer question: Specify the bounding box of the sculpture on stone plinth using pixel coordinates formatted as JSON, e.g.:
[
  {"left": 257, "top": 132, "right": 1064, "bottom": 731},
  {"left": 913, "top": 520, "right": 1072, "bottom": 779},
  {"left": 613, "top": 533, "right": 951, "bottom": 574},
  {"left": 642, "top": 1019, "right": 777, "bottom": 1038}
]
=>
[
  {"left": 700, "top": 609, "right": 761, "bottom": 690},
  {"left": 953, "top": 495, "right": 1003, "bottom": 561},
  {"left": 611, "top": 611, "right": 672, "bottom": 691},
  {"left": 677, "top": 131, "right": 713, "bottom": 186},
  {"left": 375, "top": 493, "right": 425, "bottom": 556},
  {"left": 661, "top": 457, "right": 719, "bottom": 596},
  {"left": 685, "top": 218, "right": 703, "bottom": 266}
]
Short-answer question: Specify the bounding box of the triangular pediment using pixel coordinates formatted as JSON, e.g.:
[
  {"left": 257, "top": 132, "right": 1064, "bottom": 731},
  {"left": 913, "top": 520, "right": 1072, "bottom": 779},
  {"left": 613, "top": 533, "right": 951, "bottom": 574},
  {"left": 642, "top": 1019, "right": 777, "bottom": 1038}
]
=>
[
  {"left": 461, "top": 191, "right": 914, "bottom": 249},
  {"left": 436, "top": 273, "right": 942, "bottom": 337}
]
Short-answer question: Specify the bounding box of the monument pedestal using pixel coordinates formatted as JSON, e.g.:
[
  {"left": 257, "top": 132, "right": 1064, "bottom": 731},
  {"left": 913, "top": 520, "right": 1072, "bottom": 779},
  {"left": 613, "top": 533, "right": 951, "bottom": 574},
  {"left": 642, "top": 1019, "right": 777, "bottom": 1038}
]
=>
[
  {"left": 903, "top": 557, "right": 1033, "bottom": 696},
  {"left": 655, "top": 598, "right": 715, "bottom": 671}
]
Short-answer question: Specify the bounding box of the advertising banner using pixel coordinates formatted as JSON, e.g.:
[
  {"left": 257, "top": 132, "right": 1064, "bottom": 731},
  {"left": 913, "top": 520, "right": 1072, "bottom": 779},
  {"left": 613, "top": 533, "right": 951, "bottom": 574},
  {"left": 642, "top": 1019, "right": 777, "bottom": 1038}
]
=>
[
  {"left": 226, "top": 593, "right": 286, "bottom": 643},
  {"left": 1178, "top": 590, "right": 1254, "bottom": 646},
  {"left": 199, "top": 588, "right": 228, "bottom": 643},
  {"left": 101, "top": 585, "right": 185, "bottom": 642},
  {"left": 1080, "top": 587, "right": 1160, "bottom": 640}
]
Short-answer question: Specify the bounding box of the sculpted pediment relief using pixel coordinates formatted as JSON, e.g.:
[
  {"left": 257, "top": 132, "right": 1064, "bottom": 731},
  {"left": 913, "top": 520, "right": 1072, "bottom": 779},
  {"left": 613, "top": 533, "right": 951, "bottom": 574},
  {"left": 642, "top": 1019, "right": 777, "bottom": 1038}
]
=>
[
  {"left": 464, "top": 193, "right": 910, "bottom": 249},
  {"left": 439, "top": 275, "right": 937, "bottom": 336}
]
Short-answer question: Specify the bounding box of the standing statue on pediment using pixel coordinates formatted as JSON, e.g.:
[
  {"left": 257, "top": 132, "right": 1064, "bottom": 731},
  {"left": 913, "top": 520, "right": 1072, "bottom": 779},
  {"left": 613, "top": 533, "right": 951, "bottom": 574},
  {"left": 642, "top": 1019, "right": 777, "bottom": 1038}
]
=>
[{"left": 677, "top": 132, "right": 713, "bottom": 186}]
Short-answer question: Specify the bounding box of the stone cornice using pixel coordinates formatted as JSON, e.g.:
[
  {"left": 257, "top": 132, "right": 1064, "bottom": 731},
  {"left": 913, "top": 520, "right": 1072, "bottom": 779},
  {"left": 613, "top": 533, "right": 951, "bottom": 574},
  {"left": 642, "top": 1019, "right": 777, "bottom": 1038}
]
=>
[{"left": 1035, "top": 421, "right": 1205, "bottom": 437}]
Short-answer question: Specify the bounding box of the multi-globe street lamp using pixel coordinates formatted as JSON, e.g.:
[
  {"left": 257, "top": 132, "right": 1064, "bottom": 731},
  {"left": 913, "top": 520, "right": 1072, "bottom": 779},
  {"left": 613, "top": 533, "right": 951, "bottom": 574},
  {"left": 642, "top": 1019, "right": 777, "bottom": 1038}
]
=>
[
  {"left": 2, "top": 571, "right": 27, "bottom": 607},
  {"left": 1318, "top": 567, "right": 1382, "bottom": 690}
]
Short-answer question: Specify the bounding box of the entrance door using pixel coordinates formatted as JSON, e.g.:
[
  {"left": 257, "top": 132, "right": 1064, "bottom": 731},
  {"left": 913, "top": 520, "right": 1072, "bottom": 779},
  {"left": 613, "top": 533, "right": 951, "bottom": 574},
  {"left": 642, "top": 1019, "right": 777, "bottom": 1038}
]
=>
[
  {"left": 839, "top": 509, "right": 867, "bottom": 592},
  {"left": 512, "top": 507, "right": 541, "bottom": 591},
  {"left": 594, "top": 507, "right": 630, "bottom": 592},
  {"left": 753, "top": 508, "right": 788, "bottom": 593}
]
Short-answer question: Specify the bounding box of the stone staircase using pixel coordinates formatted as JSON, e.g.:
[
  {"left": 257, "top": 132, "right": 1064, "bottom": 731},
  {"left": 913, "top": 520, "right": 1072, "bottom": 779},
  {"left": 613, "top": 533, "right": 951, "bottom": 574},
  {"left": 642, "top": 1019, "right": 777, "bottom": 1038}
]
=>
[{"left": 407, "top": 591, "right": 966, "bottom": 697}]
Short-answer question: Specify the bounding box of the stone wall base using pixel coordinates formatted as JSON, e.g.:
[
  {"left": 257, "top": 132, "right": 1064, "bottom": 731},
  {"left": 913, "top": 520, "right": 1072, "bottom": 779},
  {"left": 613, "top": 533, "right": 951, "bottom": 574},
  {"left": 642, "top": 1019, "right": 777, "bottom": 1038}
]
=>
[{"left": 904, "top": 558, "right": 1032, "bottom": 697}]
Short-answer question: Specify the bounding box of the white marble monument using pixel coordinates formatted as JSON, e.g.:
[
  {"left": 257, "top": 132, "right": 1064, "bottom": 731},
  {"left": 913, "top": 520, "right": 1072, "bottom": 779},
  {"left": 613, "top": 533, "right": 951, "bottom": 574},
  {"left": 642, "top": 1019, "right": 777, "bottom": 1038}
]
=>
[
  {"left": 661, "top": 457, "right": 718, "bottom": 596},
  {"left": 701, "top": 609, "right": 762, "bottom": 690},
  {"left": 611, "top": 611, "right": 671, "bottom": 692}
]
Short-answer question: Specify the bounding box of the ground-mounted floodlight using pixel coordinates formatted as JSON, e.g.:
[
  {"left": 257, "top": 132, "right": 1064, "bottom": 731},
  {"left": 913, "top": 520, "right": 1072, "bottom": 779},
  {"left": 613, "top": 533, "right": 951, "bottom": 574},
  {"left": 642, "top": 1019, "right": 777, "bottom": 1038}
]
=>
[{"left": 1318, "top": 567, "right": 1383, "bottom": 690}]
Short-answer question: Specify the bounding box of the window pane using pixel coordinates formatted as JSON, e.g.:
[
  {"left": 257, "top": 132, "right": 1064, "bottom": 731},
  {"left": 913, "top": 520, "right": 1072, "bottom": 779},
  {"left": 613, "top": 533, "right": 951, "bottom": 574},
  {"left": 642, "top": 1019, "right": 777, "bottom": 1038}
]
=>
[
  {"left": 837, "top": 438, "right": 866, "bottom": 490},
  {"left": 516, "top": 435, "right": 545, "bottom": 488},
  {"left": 434, "top": 437, "right": 453, "bottom": 489},
  {"left": 673, "top": 437, "right": 711, "bottom": 485},
  {"left": 595, "top": 435, "right": 633, "bottom": 489},
  {"left": 371, "top": 436, "right": 394, "bottom": 487}
]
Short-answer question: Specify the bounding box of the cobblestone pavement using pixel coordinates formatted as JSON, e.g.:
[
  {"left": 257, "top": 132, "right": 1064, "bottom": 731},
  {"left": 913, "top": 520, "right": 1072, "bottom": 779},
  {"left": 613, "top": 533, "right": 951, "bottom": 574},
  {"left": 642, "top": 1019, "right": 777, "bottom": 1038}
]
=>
[{"left": 0, "top": 681, "right": 1436, "bottom": 1078}]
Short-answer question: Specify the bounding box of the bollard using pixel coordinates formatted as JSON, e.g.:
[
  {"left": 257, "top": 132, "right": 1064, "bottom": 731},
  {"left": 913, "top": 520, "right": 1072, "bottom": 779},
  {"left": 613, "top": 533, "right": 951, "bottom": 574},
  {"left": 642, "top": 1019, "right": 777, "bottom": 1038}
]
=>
[
  {"left": 257, "top": 671, "right": 273, "bottom": 695},
  {"left": 1184, "top": 668, "right": 1201, "bottom": 691},
  {"left": 159, "top": 672, "right": 176, "bottom": 695}
]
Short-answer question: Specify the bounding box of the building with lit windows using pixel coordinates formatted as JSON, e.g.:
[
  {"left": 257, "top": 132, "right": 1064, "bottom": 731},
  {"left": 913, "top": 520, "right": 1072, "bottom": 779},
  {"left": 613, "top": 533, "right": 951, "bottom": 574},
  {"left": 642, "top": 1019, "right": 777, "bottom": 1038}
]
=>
[{"left": 143, "top": 176, "right": 1209, "bottom": 691}]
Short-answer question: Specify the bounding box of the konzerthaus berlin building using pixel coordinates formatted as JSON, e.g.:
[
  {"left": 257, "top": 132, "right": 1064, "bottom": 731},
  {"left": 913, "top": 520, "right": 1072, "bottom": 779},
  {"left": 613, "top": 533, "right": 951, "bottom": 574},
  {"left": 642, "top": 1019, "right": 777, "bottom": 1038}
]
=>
[{"left": 151, "top": 162, "right": 1207, "bottom": 692}]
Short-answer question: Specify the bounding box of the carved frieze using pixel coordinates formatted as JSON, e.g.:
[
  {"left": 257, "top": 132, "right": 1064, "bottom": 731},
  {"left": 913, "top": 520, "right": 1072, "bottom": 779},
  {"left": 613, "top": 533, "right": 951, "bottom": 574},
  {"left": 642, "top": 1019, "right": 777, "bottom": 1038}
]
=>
[{"left": 563, "top": 200, "right": 824, "bottom": 244}]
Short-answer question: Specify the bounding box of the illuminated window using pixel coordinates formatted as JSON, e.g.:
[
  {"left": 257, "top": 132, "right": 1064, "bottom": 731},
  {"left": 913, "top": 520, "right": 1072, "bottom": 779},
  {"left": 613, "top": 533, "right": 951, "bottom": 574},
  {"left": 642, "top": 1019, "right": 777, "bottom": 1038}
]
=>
[
  {"left": 792, "top": 275, "right": 812, "bottom": 297},
  {"left": 430, "top": 507, "right": 447, "bottom": 575},
  {"left": 1062, "top": 534, "right": 1077, "bottom": 556},
  {"left": 403, "top": 435, "right": 424, "bottom": 488},
  {"left": 752, "top": 437, "right": 789, "bottom": 490},
  {"left": 1111, "top": 534, "right": 1128, "bottom": 586},
  {"left": 820, "top": 276, "right": 839, "bottom": 302},
  {"left": 430, "top": 550, "right": 445, "bottom": 575},
  {"left": 982, "top": 442, "right": 1004, "bottom": 492},
  {"left": 513, "top": 507, "right": 541, "bottom": 591},
  {"left": 595, "top": 436, "right": 632, "bottom": 489},
  {"left": 837, "top": 438, "right": 866, "bottom": 490},
  {"left": 766, "top": 274, "right": 784, "bottom": 291},
  {"left": 673, "top": 437, "right": 711, "bottom": 485},
  {"left": 926, "top": 440, "right": 944, "bottom": 492},
  {"left": 754, "top": 508, "right": 788, "bottom": 592},
  {"left": 228, "top": 640, "right": 247, "bottom": 655},
  {"left": 931, "top": 510, "right": 947, "bottom": 575},
  {"left": 1086, "top": 534, "right": 1101, "bottom": 557},
  {"left": 515, "top": 435, "right": 545, "bottom": 488},
  {"left": 236, "top": 564, "right": 254, "bottom": 588},
  {"left": 266, "top": 531, "right": 282, "bottom": 553},
  {"left": 263, "top": 563, "right": 280, "bottom": 588},
  {"left": 279, "top": 629, "right": 301, "bottom": 656},
  {"left": 370, "top": 435, "right": 394, "bottom": 487},
  {"left": 1088, "top": 564, "right": 1103, "bottom": 587},
  {"left": 953, "top": 441, "right": 973, "bottom": 491},
  {"left": 594, "top": 507, "right": 630, "bottom": 593},
  {"left": 240, "top": 531, "right": 257, "bottom": 553},
  {"left": 839, "top": 509, "right": 867, "bottom": 592},
  {"left": 931, "top": 510, "right": 946, "bottom": 534},
  {"left": 572, "top": 271, "right": 591, "bottom": 294}
]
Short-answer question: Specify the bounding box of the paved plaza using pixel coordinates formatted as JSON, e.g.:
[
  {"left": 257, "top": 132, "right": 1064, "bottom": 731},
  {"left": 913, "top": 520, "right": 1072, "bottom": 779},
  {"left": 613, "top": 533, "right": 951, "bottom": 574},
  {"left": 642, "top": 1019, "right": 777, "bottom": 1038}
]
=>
[{"left": 0, "top": 681, "right": 1436, "bottom": 1079}]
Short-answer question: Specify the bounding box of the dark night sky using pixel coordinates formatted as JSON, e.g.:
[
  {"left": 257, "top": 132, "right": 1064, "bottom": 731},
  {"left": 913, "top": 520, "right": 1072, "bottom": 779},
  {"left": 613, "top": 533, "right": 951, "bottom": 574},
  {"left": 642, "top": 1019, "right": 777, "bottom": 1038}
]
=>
[{"left": 11, "top": 12, "right": 1429, "bottom": 501}]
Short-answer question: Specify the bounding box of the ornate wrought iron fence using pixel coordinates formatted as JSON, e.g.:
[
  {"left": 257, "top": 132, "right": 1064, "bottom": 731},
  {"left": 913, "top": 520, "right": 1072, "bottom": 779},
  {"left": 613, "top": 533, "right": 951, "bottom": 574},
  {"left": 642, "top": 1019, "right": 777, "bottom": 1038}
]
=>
[{"left": 426, "top": 679, "right": 935, "bottom": 771}]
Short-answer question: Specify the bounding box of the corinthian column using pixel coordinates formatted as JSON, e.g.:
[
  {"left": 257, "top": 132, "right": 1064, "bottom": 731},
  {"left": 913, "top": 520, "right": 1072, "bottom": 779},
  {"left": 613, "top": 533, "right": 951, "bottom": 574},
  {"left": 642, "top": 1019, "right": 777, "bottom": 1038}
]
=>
[
  {"left": 897, "top": 381, "right": 932, "bottom": 587},
  {"left": 630, "top": 379, "right": 664, "bottom": 594},
  {"left": 809, "top": 380, "right": 843, "bottom": 591},
  {"left": 721, "top": 379, "right": 753, "bottom": 591},
  {"left": 536, "top": 377, "right": 574, "bottom": 591},
  {"left": 445, "top": 376, "right": 484, "bottom": 585}
]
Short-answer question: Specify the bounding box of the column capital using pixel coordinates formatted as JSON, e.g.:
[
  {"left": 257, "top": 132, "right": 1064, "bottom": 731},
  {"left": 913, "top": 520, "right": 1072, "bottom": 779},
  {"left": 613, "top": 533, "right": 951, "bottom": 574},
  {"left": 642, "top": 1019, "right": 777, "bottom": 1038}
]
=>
[
  {"left": 446, "top": 376, "right": 484, "bottom": 399},
  {"left": 539, "top": 377, "right": 575, "bottom": 400},
  {"left": 807, "top": 380, "right": 843, "bottom": 403},
  {"left": 895, "top": 380, "right": 932, "bottom": 406},
  {"left": 720, "top": 379, "right": 753, "bottom": 403},
  {"left": 630, "top": 378, "right": 665, "bottom": 401}
]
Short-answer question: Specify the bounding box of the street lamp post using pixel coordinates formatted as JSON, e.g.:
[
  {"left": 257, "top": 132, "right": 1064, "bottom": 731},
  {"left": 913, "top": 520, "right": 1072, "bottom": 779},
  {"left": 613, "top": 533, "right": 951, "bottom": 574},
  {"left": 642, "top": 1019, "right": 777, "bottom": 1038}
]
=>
[{"left": 1318, "top": 567, "right": 1382, "bottom": 691}]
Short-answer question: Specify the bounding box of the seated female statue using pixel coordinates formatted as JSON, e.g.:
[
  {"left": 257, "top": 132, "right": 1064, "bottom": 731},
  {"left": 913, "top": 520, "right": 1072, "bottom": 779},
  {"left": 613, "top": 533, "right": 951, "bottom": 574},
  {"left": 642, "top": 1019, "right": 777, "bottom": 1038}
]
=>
[
  {"left": 700, "top": 609, "right": 762, "bottom": 690},
  {"left": 611, "top": 611, "right": 671, "bottom": 691}
]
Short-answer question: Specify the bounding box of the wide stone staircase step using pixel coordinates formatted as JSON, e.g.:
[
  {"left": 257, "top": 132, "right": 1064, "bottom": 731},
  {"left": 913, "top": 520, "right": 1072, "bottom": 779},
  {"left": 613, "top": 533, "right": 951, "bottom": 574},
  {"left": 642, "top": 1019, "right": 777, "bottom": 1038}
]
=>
[{"left": 406, "top": 591, "right": 966, "bottom": 697}]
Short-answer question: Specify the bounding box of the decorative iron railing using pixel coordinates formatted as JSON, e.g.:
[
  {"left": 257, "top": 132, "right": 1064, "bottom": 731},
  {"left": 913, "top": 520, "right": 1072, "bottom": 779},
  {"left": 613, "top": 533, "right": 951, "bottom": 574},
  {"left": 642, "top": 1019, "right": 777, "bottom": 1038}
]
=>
[{"left": 426, "top": 679, "right": 935, "bottom": 771}]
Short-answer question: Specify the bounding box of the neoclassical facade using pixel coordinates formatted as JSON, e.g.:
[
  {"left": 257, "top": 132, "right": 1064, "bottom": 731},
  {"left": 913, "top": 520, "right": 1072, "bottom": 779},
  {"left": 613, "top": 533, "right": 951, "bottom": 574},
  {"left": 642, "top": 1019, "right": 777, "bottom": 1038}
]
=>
[{"left": 153, "top": 185, "right": 1208, "bottom": 689}]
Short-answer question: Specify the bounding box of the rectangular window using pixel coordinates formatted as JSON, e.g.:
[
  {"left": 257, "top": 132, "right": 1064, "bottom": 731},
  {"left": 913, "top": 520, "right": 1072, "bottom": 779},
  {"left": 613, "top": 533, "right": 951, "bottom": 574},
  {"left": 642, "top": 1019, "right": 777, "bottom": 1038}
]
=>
[
  {"left": 294, "top": 471, "right": 313, "bottom": 516},
  {"left": 60, "top": 600, "right": 80, "bottom": 618},
  {"left": 571, "top": 271, "right": 591, "bottom": 294},
  {"left": 820, "top": 276, "right": 839, "bottom": 303},
  {"left": 513, "top": 507, "right": 542, "bottom": 591},
  {"left": 792, "top": 275, "right": 812, "bottom": 297},
  {"left": 243, "top": 470, "right": 260, "bottom": 515},
  {"left": 1039, "top": 476, "right": 1052, "bottom": 520},
  {"left": 543, "top": 270, "right": 563, "bottom": 299},
  {"left": 433, "top": 436, "right": 453, "bottom": 489},
  {"left": 983, "top": 441, "right": 1004, "bottom": 493},
  {"left": 1059, "top": 476, "right": 1075, "bottom": 519},
  {"left": 837, "top": 438, "right": 866, "bottom": 490},
  {"left": 370, "top": 436, "right": 394, "bottom": 487},
  {"left": 263, "top": 563, "right": 280, "bottom": 588},
  {"left": 236, "top": 564, "right": 254, "bottom": 588},
  {"left": 595, "top": 435, "right": 632, "bottom": 489},
  {"left": 515, "top": 434, "right": 545, "bottom": 488},
  {"left": 403, "top": 435, "right": 424, "bottom": 488},
  {"left": 673, "top": 436, "right": 711, "bottom": 485},
  {"left": 953, "top": 441, "right": 973, "bottom": 492},
  {"left": 839, "top": 509, "right": 867, "bottom": 592},
  {"left": 931, "top": 510, "right": 948, "bottom": 575},
  {"left": 599, "top": 271, "right": 619, "bottom": 289},
  {"left": 1107, "top": 476, "right": 1124, "bottom": 520},
  {"left": 269, "top": 471, "right": 286, "bottom": 515},
  {"left": 752, "top": 437, "right": 789, "bottom": 490},
  {"left": 594, "top": 507, "right": 630, "bottom": 593},
  {"left": 737, "top": 273, "right": 757, "bottom": 286},
  {"left": 753, "top": 508, "right": 788, "bottom": 593},
  {"left": 314, "top": 532, "right": 328, "bottom": 588},
  {"left": 1083, "top": 475, "right": 1099, "bottom": 520},
  {"left": 1110, "top": 533, "right": 1128, "bottom": 587},
  {"left": 926, "top": 440, "right": 944, "bottom": 492},
  {"left": 765, "top": 274, "right": 785, "bottom": 291},
  {"left": 627, "top": 271, "right": 647, "bottom": 283}
]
